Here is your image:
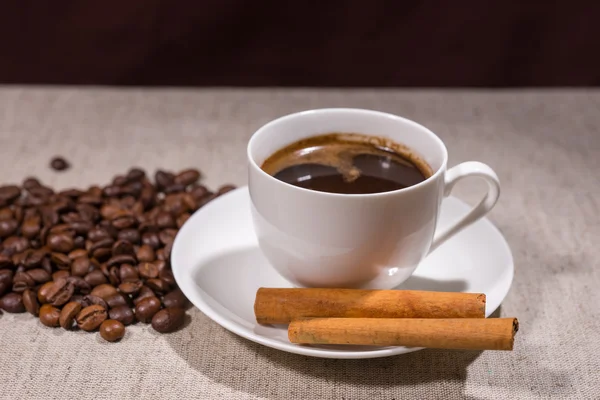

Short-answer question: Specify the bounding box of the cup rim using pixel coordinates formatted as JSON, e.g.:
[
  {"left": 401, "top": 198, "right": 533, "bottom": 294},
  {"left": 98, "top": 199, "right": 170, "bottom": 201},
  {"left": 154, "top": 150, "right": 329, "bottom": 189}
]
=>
[{"left": 247, "top": 108, "right": 448, "bottom": 198}]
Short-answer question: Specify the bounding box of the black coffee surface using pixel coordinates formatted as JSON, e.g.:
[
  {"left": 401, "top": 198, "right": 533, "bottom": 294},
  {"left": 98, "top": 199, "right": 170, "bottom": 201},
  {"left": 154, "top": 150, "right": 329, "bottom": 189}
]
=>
[{"left": 261, "top": 133, "right": 432, "bottom": 194}]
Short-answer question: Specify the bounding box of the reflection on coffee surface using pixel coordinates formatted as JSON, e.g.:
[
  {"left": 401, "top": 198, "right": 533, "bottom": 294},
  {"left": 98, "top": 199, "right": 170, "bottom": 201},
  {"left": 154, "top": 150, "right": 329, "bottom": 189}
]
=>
[{"left": 260, "top": 133, "right": 433, "bottom": 194}]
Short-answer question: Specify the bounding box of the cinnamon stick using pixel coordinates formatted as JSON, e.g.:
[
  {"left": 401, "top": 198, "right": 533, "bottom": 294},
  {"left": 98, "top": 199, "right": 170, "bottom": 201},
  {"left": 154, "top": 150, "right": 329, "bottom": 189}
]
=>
[
  {"left": 288, "top": 318, "right": 518, "bottom": 350},
  {"left": 254, "top": 288, "right": 486, "bottom": 324}
]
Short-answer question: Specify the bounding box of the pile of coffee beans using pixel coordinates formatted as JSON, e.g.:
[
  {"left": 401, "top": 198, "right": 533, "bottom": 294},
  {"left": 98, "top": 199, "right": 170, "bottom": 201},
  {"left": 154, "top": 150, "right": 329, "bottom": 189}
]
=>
[{"left": 0, "top": 167, "right": 235, "bottom": 342}]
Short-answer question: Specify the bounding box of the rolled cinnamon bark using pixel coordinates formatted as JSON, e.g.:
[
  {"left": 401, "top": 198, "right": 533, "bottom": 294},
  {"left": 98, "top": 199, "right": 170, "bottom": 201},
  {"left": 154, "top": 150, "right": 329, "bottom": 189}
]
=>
[
  {"left": 288, "top": 317, "right": 518, "bottom": 350},
  {"left": 254, "top": 288, "right": 486, "bottom": 324}
]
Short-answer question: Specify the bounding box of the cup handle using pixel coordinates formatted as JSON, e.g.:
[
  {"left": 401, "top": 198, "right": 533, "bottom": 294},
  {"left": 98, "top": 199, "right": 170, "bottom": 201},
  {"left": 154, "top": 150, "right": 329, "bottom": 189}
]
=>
[{"left": 429, "top": 161, "right": 501, "bottom": 253}]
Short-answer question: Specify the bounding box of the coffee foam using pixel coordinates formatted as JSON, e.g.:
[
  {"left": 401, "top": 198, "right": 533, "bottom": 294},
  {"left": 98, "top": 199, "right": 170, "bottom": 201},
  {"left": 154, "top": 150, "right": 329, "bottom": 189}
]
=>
[{"left": 260, "top": 133, "right": 433, "bottom": 182}]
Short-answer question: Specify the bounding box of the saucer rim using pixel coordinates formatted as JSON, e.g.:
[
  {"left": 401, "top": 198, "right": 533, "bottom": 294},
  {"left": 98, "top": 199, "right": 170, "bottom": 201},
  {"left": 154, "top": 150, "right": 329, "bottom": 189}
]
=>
[{"left": 172, "top": 187, "right": 514, "bottom": 359}]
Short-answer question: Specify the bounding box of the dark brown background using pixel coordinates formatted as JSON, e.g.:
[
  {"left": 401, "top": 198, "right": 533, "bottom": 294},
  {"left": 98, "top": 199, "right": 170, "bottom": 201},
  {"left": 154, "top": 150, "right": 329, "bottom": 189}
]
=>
[{"left": 1, "top": 1, "right": 599, "bottom": 87}]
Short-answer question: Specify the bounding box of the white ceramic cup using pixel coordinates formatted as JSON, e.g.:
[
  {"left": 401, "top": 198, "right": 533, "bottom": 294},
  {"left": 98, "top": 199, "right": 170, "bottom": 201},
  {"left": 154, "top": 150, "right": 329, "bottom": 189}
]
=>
[{"left": 248, "top": 108, "right": 500, "bottom": 289}]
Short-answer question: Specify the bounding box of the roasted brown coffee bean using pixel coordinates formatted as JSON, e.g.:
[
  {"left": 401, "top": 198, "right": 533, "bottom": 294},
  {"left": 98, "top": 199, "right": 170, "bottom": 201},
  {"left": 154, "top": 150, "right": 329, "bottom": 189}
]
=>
[
  {"left": 176, "top": 213, "right": 191, "bottom": 228},
  {"left": 52, "top": 270, "right": 70, "bottom": 281},
  {"left": 39, "top": 304, "right": 61, "bottom": 327},
  {"left": 119, "top": 280, "right": 143, "bottom": 296},
  {"left": 155, "top": 248, "right": 166, "bottom": 261},
  {"left": 217, "top": 184, "right": 236, "bottom": 195},
  {"left": 151, "top": 307, "right": 185, "bottom": 333},
  {"left": 106, "top": 254, "right": 136, "bottom": 268},
  {"left": 76, "top": 304, "right": 107, "bottom": 331},
  {"left": 48, "top": 223, "right": 74, "bottom": 235},
  {"left": 158, "top": 229, "right": 177, "bottom": 246},
  {"left": 135, "top": 296, "right": 162, "bottom": 323},
  {"left": 112, "top": 215, "right": 137, "bottom": 230},
  {"left": 154, "top": 260, "right": 167, "bottom": 274},
  {"left": 155, "top": 170, "right": 174, "bottom": 189},
  {"left": 59, "top": 301, "right": 81, "bottom": 329},
  {"left": 89, "top": 237, "right": 114, "bottom": 253},
  {"left": 0, "top": 185, "right": 21, "bottom": 203},
  {"left": 133, "top": 285, "right": 155, "bottom": 305},
  {"left": 68, "top": 249, "right": 88, "bottom": 260},
  {"left": 162, "top": 289, "right": 190, "bottom": 309},
  {"left": 69, "top": 219, "right": 93, "bottom": 235},
  {"left": 90, "top": 283, "right": 118, "bottom": 301},
  {"left": 70, "top": 294, "right": 85, "bottom": 306},
  {"left": 0, "top": 219, "right": 18, "bottom": 238},
  {"left": 22, "top": 289, "right": 40, "bottom": 316},
  {"left": 0, "top": 269, "right": 13, "bottom": 296},
  {"left": 189, "top": 184, "right": 209, "bottom": 200},
  {"left": 136, "top": 245, "right": 155, "bottom": 262},
  {"left": 37, "top": 281, "right": 54, "bottom": 303},
  {"left": 47, "top": 232, "right": 74, "bottom": 253},
  {"left": 46, "top": 278, "right": 75, "bottom": 306},
  {"left": 21, "top": 215, "right": 41, "bottom": 239},
  {"left": 82, "top": 295, "right": 108, "bottom": 310},
  {"left": 0, "top": 292, "right": 25, "bottom": 313},
  {"left": 71, "top": 256, "right": 91, "bottom": 277},
  {"left": 164, "top": 183, "right": 186, "bottom": 194},
  {"left": 92, "top": 247, "right": 112, "bottom": 261},
  {"left": 141, "top": 232, "right": 161, "bottom": 249},
  {"left": 12, "top": 271, "right": 35, "bottom": 292},
  {"left": 118, "top": 263, "right": 138, "bottom": 282},
  {"left": 66, "top": 276, "right": 91, "bottom": 294},
  {"left": 109, "top": 305, "right": 135, "bottom": 326},
  {"left": 59, "top": 188, "right": 85, "bottom": 198},
  {"left": 138, "top": 262, "right": 159, "bottom": 279},
  {"left": 26, "top": 268, "right": 51, "bottom": 284},
  {"left": 100, "top": 319, "right": 125, "bottom": 342},
  {"left": 117, "top": 228, "right": 140, "bottom": 244},
  {"left": 0, "top": 207, "right": 13, "bottom": 220},
  {"left": 156, "top": 211, "right": 176, "bottom": 229},
  {"left": 50, "top": 156, "right": 70, "bottom": 171},
  {"left": 84, "top": 269, "right": 108, "bottom": 286},
  {"left": 105, "top": 292, "right": 129, "bottom": 309},
  {"left": 146, "top": 278, "right": 169, "bottom": 295},
  {"left": 197, "top": 193, "right": 218, "bottom": 208},
  {"left": 174, "top": 169, "right": 201, "bottom": 186},
  {"left": 51, "top": 252, "right": 72, "bottom": 270},
  {"left": 126, "top": 168, "right": 145, "bottom": 182},
  {"left": 158, "top": 269, "right": 176, "bottom": 288},
  {"left": 22, "top": 177, "right": 41, "bottom": 190},
  {"left": 108, "top": 266, "right": 120, "bottom": 286},
  {"left": 3, "top": 236, "right": 30, "bottom": 253},
  {"left": 22, "top": 249, "right": 46, "bottom": 269},
  {"left": 111, "top": 240, "right": 135, "bottom": 258},
  {"left": 88, "top": 227, "right": 111, "bottom": 243}
]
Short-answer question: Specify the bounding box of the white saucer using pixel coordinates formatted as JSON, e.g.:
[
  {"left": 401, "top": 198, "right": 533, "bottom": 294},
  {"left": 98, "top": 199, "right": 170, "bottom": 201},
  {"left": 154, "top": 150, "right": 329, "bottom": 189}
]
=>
[{"left": 172, "top": 187, "right": 514, "bottom": 359}]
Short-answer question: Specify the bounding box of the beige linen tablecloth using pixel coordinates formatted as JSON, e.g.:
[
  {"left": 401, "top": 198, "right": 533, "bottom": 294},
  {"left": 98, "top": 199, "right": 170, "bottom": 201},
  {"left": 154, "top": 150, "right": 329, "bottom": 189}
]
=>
[{"left": 0, "top": 88, "right": 598, "bottom": 399}]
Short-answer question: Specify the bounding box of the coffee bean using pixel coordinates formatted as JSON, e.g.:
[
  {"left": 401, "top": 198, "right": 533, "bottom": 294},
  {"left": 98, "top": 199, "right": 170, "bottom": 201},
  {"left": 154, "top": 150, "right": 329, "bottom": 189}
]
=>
[
  {"left": 46, "top": 278, "right": 75, "bottom": 306},
  {"left": 176, "top": 213, "right": 191, "bottom": 228},
  {"left": 22, "top": 249, "right": 46, "bottom": 269},
  {"left": 0, "top": 185, "right": 21, "bottom": 203},
  {"left": 133, "top": 285, "right": 155, "bottom": 306},
  {"left": 89, "top": 237, "right": 114, "bottom": 254},
  {"left": 82, "top": 295, "right": 108, "bottom": 310},
  {"left": 69, "top": 219, "right": 93, "bottom": 236},
  {"left": 136, "top": 245, "right": 155, "bottom": 262},
  {"left": 108, "top": 305, "right": 135, "bottom": 326},
  {"left": 135, "top": 296, "right": 161, "bottom": 323},
  {"left": 51, "top": 252, "right": 72, "bottom": 270},
  {"left": 0, "top": 219, "right": 18, "bottom": 238},
  {"left": 68, "top": 249, "right": 88, "bottom": 260},
  {"left": 50, "top": 157, "right": 70, "bottom": 171},
  {"left": 92, "top": 247, "right": 112, "bottom": 261},
  {"left": 26, "top": 268, "right": 51, "bottom": 284},
  {"left": 0, "top": 269, "right": 13, "bottom": 296},
  {"left": 90, "top": 284, "right": 118, "bottom": 301},
  {"left": 158, "top": 269, "right": 176, "bottom": 288},
  {"left": 71, "top": 256, "right": 91, "bottom": 277},
  {"left": 174, "top": 169, "right": 201, "bottom": 186},
  {"left": 12, "top": 271, "right": 35, "bottom": 292},
  {"left": 112, "top": 215, "right": 137, "bottom": 230},
  {"left": 52, "top": 270, "right": 70, "bottom": 281},
  {"left": 156, "top": 248, "right": 167, "bottom": 261},
  {"left": 151, "top": 307, "right": 185, "bottom": 333},
  {"left": 59, "top": 301, "right": 82, "bottom": 329},
  {"left": 0, "top": 253, "right": 13, "bottom": 269},
  {"left": 37, "top": 281, "right": 55, "bottom": 303},
  {"left": 117, "top": 228, "right": 140, "bottom": 244},
  {"left": 47, "top": 232, "right": 74, "bottom": 253},
  {"left": 146, "top": 278, "right": 170, "bottom": 295},
  {"left": 22, "top": 178, "right": 41, "bottom": 190},
  {"left": 0, "top": 292, "right": 25, "bottom": 313},
  {"left": 155, "top": 211, "right": 175, "bottom": 229},
  {"left": 155, "top": 170, "right": 174, "bottom": 189},
  {"left": 0, "top": 207, "right": 13, "bottom": 220},
  {"left": 22, "top": 289, "right": 40, "bottom": 316},
  {"left": 84, "top": 269, "right": 108, "bottom": 286},
  {"left": 39, "top": 304, "right": 61, "bottom": 327},
  {"left": 100, "top": 319, "right": 125, "bottom": 342},
  {"left": 118, "top": 263, "right": 139, "bottom": 282},
  {"left": 162, "top": 289, "right": 190, "bottom": 309},
  {"left": 217, "top": 184, "right": 236, "bottom": 195},
  {"left": 106, "top": 254, "right": 136, "bottom": 268},
  {"left": 141, "top": 232, "right": 161, "bottom": 249},
  {"left": 21, "top": 215, "right": 41, "bottom": 239},
  {"left": 138, "top": 262, "right": 159, "bottom": 279},
  {"left": 105, "top": 292, "right": 129, "bottom": 309},
  {"left": 126, "top": 168, "right": 145, "bottom": 182},
  {"left": 76, "top": 304, "right": 107, "bottom": 331},
  {"left": 3, "top": 236, "right": 30, "bottom": 253},
  {"left": 158, "top": 229, "right": 177, "bottom": 246},
  {"left": 108, "top": 266, "right": 120, "bottom": 286},
  {"left": 119, "top": 280, "right": 143, "bottom": 296},
  {"left": 197, "top": 193, "right": 218, "bottom": 208},
  {"left": 111, "top": 241, "right": 135, "bottom": 258},
  {"left": 66, "top": 276, "right": 91, "bottom": 294},
  {"left": 154, "top": 260, "right": 167, "bottom": 274}
]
